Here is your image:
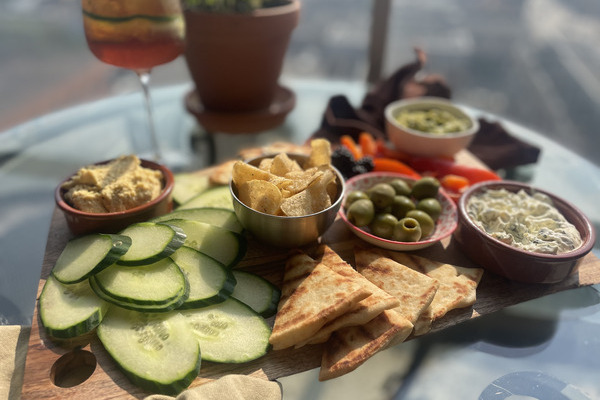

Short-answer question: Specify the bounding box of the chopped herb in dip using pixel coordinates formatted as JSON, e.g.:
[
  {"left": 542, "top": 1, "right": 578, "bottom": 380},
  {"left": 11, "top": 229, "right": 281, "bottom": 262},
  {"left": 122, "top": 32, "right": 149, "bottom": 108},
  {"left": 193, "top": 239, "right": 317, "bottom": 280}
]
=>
[
  {"left": 395, "top": 108, "right": 471, "bottom": 135},
  {"left": 466, "top": 188, "right": 582, "bottom": 254}
]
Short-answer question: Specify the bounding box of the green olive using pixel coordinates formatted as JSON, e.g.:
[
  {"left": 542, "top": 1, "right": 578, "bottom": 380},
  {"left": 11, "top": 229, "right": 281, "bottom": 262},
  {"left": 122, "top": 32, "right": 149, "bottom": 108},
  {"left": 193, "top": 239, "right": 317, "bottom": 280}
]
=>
[
  {"left": 389, "top": 179, "right": 412, "bottom": 197},
  {"left": 379, "top": 205, "right": 393, "bottom": 214},
  {"left": 410, "top": 177, "right": 441, "bottom": 200},
  {"left": 406, "top": 209, "right": 435, "bottom": 238},
  {"left": 416, "top": 197, "right": 442, "bottom": 221},
  {"left": 346, "top": 199, "right": 375, "bottom": 227},
  {"left": 390, "top": 195, "right": 416, "bottom": 219},
  {"left": 345, "top": 190, "right": 369, "bottom": 208},
  {"left": 367, "top": 183, "right": 396, "bottom": 210},
  {"left": 392, "top": 217, "right": 422, "bottom": 242},
  {"left": 369, "top": 213, "right": 398, "bottom": 239}
]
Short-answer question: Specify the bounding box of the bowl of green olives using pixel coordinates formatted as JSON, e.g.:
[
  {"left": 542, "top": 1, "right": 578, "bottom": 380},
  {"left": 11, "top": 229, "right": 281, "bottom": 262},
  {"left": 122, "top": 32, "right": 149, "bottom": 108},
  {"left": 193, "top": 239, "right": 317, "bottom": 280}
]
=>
[
  {"left": 339, "top": 172, "right": 458, "bottom": 251},
  {"left": 385, "top": 97, "right": 479, "bottom": 158}
]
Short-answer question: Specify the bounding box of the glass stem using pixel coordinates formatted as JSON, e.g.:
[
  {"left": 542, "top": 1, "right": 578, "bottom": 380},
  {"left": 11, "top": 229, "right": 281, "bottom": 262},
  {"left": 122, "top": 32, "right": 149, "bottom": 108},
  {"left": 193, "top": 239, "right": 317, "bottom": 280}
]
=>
[{"left": 136, "top": 69, "right": 161, "bottom": 163}]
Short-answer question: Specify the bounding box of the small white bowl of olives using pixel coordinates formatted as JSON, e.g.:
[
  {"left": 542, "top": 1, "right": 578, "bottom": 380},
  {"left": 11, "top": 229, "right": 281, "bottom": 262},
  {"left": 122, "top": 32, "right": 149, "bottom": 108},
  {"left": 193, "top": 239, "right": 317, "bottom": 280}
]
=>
[{"left": 339, "top": 172, "right": 458, "bottom": 251}]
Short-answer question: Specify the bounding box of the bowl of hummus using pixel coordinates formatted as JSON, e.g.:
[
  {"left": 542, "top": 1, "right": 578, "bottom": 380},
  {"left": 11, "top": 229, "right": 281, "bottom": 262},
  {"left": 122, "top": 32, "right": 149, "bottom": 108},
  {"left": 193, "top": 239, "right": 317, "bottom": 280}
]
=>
[
  {"left": 454, "top": 180, "right": 596, "bottom": 283},
  {"left": 55, "top": 155, "right": 174, "bottom": 235}
]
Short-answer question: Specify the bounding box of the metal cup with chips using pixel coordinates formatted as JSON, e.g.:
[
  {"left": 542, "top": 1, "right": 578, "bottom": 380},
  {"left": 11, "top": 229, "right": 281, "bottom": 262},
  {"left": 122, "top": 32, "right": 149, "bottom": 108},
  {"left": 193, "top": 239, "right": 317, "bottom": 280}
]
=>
[{"left": 230, "top": 142, "right": 345, "bottom": 248}]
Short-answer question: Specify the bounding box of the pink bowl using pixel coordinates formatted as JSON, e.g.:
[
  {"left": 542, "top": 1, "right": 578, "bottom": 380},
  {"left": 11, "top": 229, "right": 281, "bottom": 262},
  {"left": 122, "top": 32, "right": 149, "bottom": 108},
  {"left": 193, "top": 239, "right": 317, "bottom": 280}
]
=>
[
  {"left": 339, "top": 172, "right": 458, "bottom": 251},
  {"left": 454, "top": 180, "right": 596, "bottom": 283},
  {"left": 55, "top": 159, "right": 174, "bottom": 236}
]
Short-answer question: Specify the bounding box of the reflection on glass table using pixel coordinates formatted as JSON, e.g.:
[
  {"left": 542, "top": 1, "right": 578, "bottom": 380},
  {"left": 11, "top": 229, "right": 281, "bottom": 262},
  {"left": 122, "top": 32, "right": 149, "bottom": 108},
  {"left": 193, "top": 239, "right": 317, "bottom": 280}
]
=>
[{"left": 1, "top": 78, "right": 599, "bottom": 399}]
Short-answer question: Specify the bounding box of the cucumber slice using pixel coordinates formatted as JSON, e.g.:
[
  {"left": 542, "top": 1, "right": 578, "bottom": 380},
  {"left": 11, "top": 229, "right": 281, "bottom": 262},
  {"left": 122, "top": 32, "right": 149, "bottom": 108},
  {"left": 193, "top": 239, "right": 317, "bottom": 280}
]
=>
[
  {"left": 177, "top": 185, "right": 233, "bottom": 211},
  {"left": 93, "top": 258, "right": 189, "bottom": 306},
  {"left": 117, "top": 222, "right": 186, "bottom": 266},
  {"left": 231, "top": 270, "right": 281, "bottom": 318},
  {"left": 172, "top": 173, "right": 211, "bottom": 205},
  {"left": 151, "top": 208, "right": 244, "bottom": 234},
  {"left": 39, "top": 275, "right": 108, "bottom": 338},
  {"left": 180, "top": 298, "right": 271, "bottom": 363},
  {"left": 163, "top": 219, "right": 246, "bottom": 268},
  {"left": 52, "top": 233, "right": 131, "bottom": 284},
  {"left": 170, "top": 246, "right": 236, "bottom": 309},
  {"left": 97, "top": 308, "right": 201, "bottom": 395},
  {"left": 89, "top": 277, "right": 187, "bottom": 313}
]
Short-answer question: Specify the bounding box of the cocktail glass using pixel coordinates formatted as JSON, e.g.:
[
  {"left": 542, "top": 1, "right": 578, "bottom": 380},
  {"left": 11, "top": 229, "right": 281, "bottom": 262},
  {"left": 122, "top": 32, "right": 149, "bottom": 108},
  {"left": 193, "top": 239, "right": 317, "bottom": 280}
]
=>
[{"left": 82, "top": 0, "right": 184, "bottom": 163}]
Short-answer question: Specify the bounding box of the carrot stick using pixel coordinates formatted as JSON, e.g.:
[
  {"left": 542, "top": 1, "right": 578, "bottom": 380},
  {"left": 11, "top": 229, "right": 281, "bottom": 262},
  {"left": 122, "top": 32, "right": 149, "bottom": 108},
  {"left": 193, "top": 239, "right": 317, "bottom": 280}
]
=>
[
  {"left": 340, "top": 135, "right": 363, "bottom": 160},
  {"left": 440, "top": 174, "right": 470, "bottom": 192},
  {"left": 372, "top": 158, "right": 421, "bottom": 179},
  {"left": 358, "top": 132, "right": 378, "bottom": 157}
]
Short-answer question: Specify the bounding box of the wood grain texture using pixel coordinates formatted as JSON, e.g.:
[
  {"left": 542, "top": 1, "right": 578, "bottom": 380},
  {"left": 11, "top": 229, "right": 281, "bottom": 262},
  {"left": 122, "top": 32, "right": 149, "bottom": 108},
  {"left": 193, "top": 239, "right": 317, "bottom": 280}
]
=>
[{"left": 21, "top": 151, "right": 600, "bottom": 399}]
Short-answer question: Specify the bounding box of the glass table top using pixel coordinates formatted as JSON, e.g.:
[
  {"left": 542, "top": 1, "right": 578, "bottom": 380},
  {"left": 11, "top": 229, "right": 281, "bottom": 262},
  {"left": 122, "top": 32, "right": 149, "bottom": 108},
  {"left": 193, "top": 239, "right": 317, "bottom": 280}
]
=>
[{"left": 1, "top": 77, "right": 599, "bottom": 399}]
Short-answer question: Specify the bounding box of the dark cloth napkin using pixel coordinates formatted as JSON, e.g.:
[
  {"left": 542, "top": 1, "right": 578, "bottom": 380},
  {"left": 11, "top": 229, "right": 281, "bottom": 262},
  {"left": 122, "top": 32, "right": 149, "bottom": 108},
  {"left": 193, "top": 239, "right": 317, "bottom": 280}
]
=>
[{"left": 310, "top": 49, "right": 540, "bottom": 170}]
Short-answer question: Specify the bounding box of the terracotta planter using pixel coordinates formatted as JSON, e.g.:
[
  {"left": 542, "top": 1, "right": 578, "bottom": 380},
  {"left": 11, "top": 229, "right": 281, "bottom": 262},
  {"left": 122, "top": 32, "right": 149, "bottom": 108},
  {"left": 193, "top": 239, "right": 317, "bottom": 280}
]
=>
[{"left": 183, "top": 1, "right": 300, "bottom": 113}]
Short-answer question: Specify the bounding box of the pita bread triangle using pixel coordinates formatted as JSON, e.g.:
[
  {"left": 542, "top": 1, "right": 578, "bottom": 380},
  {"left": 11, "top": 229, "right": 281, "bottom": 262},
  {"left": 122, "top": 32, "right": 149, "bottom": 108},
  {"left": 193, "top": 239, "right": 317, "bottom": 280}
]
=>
[
  {"left": 296, "top": 245, "right": 400, "bottom": 346},
  {"left": 354, "top": 245, "right": 439, "bottom": 325},
  {"left": 385, "top": 251, "right": 484, "bottom": 335},
  {"left": 269, "top": 256, "right": 371, "bottom": 350},
  {"left": 319, "top": 309, "right": 413, "bottom": 381},
  {"left": 277, "top": 251, "right": 319, "bottom": 311}
]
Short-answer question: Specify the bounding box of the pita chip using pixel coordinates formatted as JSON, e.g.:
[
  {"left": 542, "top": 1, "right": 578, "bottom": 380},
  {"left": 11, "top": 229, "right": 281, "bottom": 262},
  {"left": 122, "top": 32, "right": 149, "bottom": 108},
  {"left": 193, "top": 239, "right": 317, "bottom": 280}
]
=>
[
  {"left": 269, "top": 261, "right": 371, "bottom": 350},
  {"left": 237, "top": 142, "right": 310, "bottom": 161},
  {"left": 354, "top": 246, "right": 439, "bottom": 325},
  {"left": 298, "top": 246, "right": 400, "bottom": 346},
  {"left": 319, "top": 309, "right": 413, "bottom": 381},
  {"left": 277, "top": 251, "right": 319, "bottom": 311},
  {"left": 209, "top": 159, "right": 236, "bottom": 185},
  {"left": 386, "top": 252, "right": 484, "bottom": 335}
]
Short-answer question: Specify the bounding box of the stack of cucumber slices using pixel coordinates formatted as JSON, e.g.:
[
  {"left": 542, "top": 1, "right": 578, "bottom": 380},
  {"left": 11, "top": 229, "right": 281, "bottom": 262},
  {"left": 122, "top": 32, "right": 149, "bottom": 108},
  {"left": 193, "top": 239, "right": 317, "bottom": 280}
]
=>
[{"left": 40, "top": 187, "right": 280, "bottom": 395}]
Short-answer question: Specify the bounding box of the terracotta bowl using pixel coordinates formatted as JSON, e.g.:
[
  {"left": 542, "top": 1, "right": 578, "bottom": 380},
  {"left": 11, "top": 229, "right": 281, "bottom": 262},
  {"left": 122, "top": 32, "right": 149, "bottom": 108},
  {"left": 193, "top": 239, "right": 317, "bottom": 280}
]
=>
[
  {"left": 454, "top": 180, "right": 596, "bottom": 283},
  {"left": 339, "top": 172, "right": 458, "bottom": 251},
  {"left": 55, "top": 159, "right": 174, "bottom": 236},
  {"left": 384, "top": 97, "right": 479, "bottom": 158},
  {"left": 230, "top": 154, "right": 345, "bottom": 248}
]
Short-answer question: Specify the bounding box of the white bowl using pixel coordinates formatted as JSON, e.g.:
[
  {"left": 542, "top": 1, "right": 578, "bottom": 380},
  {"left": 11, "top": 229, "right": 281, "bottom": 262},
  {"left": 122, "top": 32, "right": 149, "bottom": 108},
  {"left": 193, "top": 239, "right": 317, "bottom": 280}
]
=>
[
  {"left": 385, "top": 97, "right": 479, "bottom": 158},
  {"left": 338, "top": 172, "right": 458, "bottom": 251}
]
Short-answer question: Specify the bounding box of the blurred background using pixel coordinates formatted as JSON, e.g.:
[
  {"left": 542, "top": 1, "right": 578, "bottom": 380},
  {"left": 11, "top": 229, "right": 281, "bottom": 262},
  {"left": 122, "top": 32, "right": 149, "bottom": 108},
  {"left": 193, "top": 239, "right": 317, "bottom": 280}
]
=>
[{"left": 2, "top": 0, "right": 599, "bottom": 166}]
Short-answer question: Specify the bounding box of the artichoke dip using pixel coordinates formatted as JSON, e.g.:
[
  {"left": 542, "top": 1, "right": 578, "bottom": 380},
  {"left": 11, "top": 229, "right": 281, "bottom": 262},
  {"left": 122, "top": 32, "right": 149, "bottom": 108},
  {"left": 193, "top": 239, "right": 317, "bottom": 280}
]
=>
[
  {"left": 466, "top": 188, "right": 582, "bottom": 254},
  {"left": 61, "top": 155, "right": 163, "bottom": 213}
]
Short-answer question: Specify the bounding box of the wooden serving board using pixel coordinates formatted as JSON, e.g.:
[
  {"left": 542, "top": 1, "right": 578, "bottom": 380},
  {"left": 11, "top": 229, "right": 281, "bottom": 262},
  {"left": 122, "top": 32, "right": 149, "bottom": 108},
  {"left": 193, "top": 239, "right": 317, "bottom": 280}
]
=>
[{"left": 21, "top": 154, "right": 600, "bottom": 399}]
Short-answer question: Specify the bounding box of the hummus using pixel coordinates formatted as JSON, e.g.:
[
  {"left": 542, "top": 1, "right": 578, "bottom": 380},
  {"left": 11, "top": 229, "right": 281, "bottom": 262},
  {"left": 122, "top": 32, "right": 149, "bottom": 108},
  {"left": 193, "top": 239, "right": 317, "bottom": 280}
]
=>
[
  {"left": 466, "top": 188, "right": 583, "bottom": 254},
  {"left": 62, "top": 155, "right": 163, "bottom": 213}
]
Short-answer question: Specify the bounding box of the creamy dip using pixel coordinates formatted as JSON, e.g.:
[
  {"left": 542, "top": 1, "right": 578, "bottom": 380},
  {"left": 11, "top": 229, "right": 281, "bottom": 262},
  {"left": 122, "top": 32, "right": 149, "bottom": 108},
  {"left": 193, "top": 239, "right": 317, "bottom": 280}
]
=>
[
  {"left": 62, "top": 155, "right": 163, "bottom": 213},
  {"left": 395, "top": 108, "right": 471, "bottom": 135},
  {"left": 466, "top": 188, "right": 582, "bottom": 254}
]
